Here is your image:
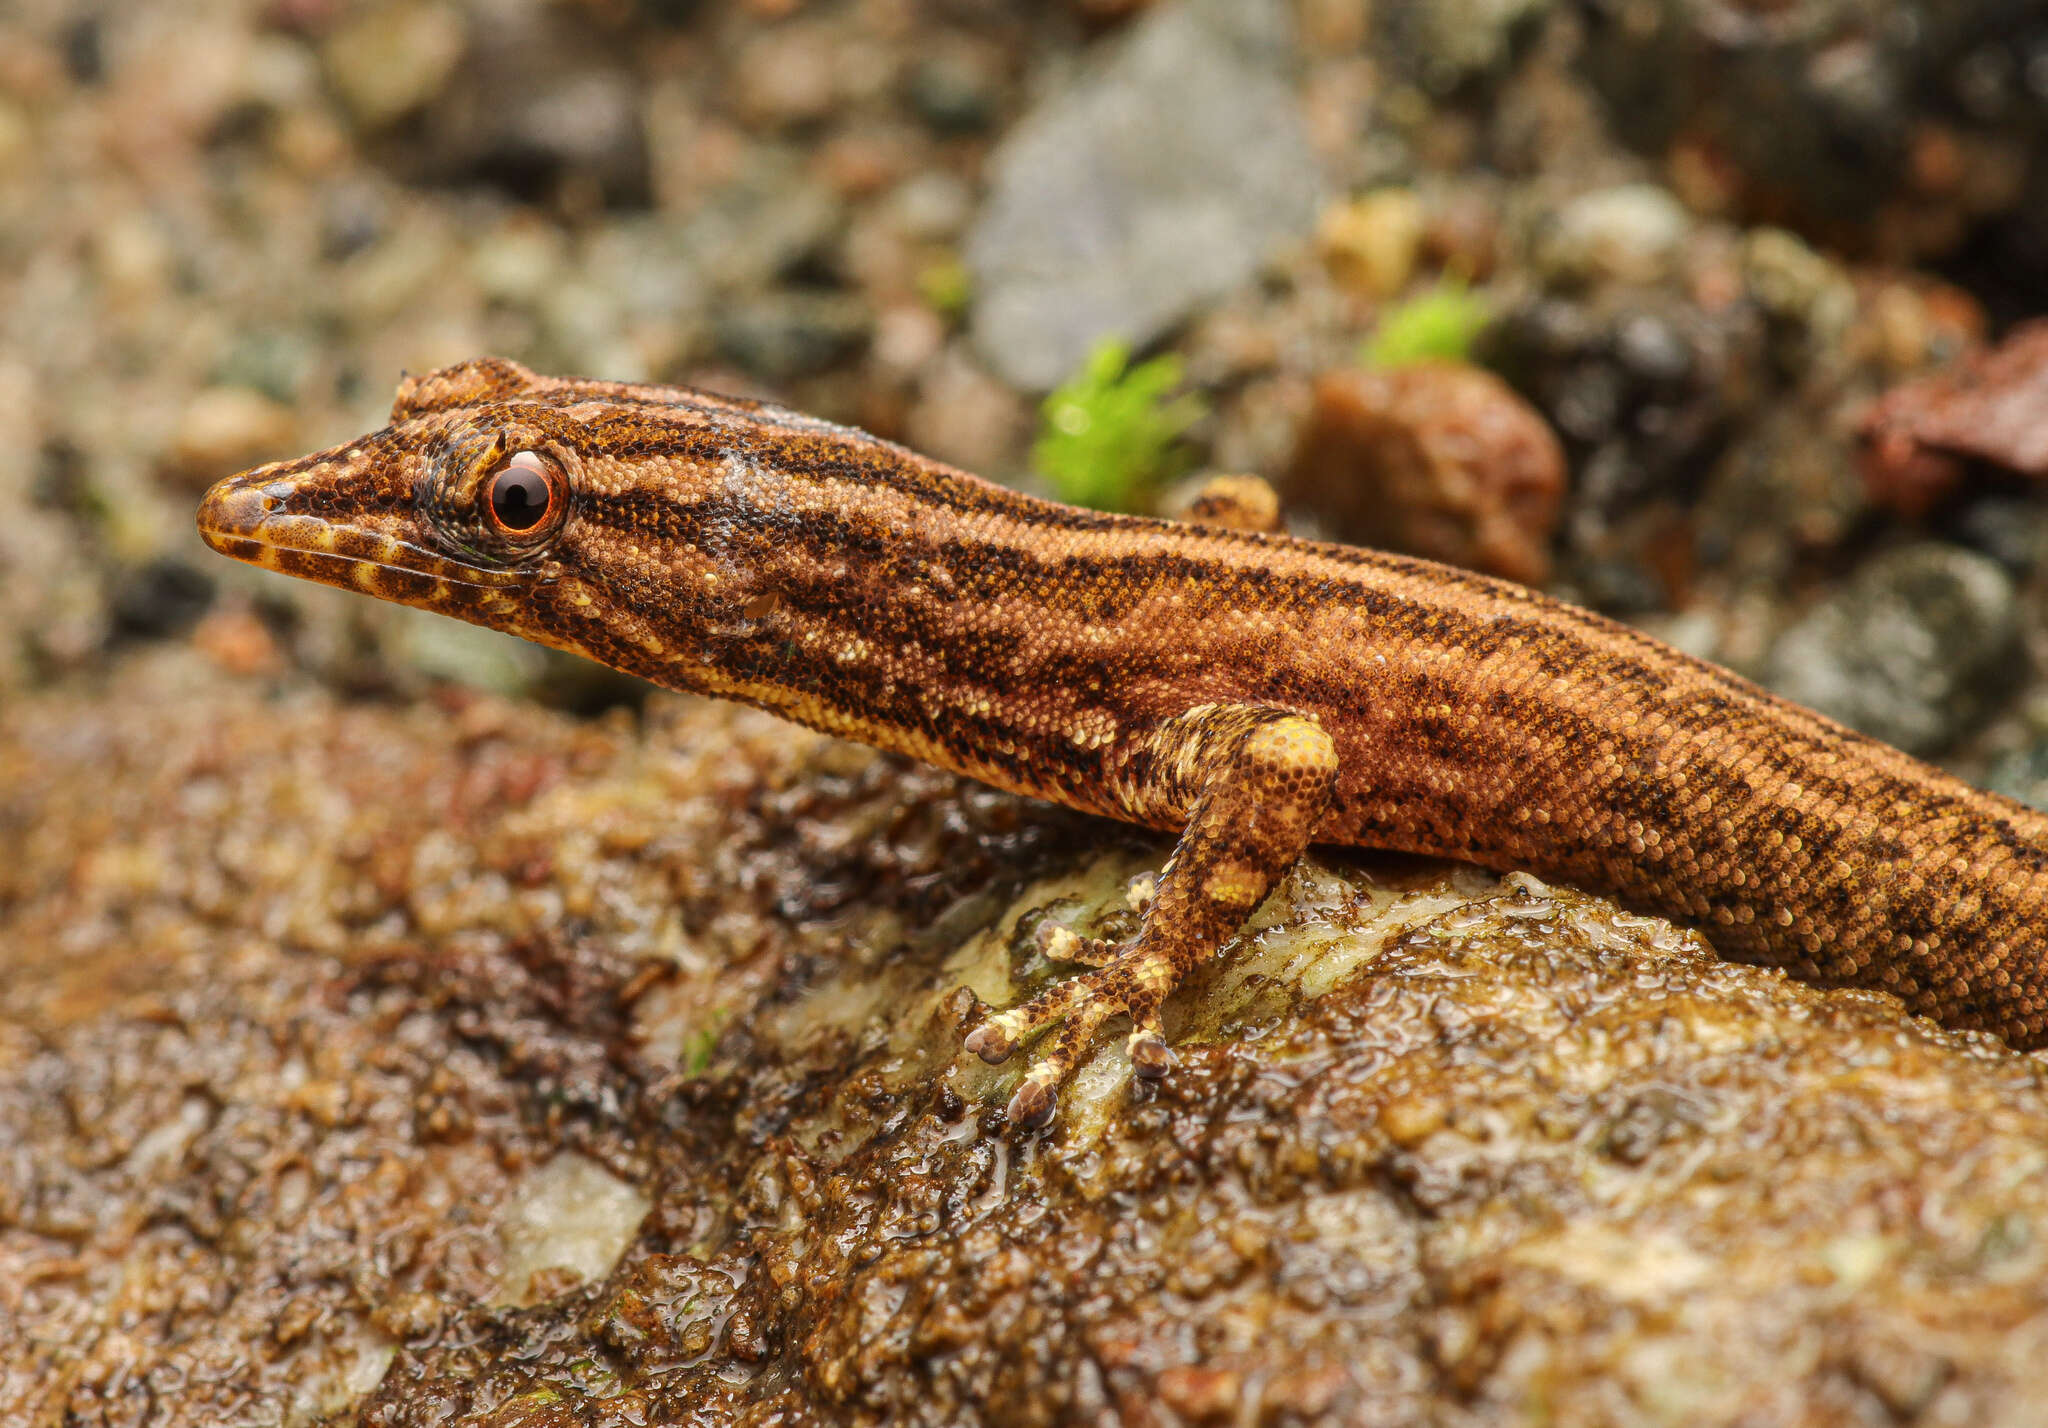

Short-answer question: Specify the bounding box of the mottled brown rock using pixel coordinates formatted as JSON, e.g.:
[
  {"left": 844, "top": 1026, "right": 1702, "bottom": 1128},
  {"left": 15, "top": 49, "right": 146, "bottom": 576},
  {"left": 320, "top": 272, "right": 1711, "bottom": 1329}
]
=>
[
  {"left": 10, "top": 651, "right": 2048, "bottom": 1426},
  {"left": 1858, "top": 319, "right": 2048, "bottom": 519},
  {"left": 1285, "top": 362, "right": 1566, "bottom": 585}
]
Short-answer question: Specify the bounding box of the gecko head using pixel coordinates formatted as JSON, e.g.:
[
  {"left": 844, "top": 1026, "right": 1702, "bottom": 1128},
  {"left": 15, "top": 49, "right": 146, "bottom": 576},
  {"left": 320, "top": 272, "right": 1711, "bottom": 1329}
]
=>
[
  {"left": 196, "top": 356, "right": 850, "bottom": 683},
  {"left": 196, "top": 359, "right": 587, "bottom": 634}
]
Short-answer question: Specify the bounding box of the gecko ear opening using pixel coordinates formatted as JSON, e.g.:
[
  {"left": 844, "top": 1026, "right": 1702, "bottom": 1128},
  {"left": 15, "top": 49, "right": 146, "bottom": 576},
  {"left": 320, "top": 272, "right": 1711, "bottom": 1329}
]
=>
[{"left": 391, "top": 358, "right": 542, "bottom": 423}]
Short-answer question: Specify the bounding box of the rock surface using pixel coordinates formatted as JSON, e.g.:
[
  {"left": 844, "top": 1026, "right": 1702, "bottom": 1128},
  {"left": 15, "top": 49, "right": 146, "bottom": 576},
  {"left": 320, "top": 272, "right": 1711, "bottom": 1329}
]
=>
[
  {"left": 9, "top": 651, "right": 2048, "bottom": 1426},
  {"left": 964, "top": 0, "right": 1325, "bottom": 390}
]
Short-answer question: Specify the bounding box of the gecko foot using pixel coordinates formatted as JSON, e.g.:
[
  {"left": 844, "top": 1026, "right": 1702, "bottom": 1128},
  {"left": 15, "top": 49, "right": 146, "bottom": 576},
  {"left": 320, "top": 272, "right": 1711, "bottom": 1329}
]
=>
[{"left": 965, "top": 940, "right": 1179, "bottom": 1128}]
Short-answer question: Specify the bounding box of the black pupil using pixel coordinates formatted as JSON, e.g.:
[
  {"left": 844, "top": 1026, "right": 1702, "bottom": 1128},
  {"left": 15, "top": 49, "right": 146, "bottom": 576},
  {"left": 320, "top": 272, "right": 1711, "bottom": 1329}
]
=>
[{"left": 490, "top": 460, "right": 550, "bottom": 531}]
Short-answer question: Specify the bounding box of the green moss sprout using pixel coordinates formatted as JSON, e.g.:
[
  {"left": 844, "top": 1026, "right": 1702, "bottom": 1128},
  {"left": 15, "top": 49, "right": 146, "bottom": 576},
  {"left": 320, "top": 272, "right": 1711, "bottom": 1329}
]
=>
[
  {"left": 1032, "top": 339, "right": 1206, "bottom": 512},
  {"left": 1361, "top": 279, "right": 1491, "bottom": 368}
]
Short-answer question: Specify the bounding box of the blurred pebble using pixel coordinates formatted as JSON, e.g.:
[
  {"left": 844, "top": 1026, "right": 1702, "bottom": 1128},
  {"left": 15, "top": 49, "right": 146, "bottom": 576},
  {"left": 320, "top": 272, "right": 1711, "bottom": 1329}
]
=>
[
  {"left": 817, "top": 130, "right": 911, "bottom": 199},
  {"left": 213, "top": 332, "right": 318, "bottom": 405},
  {"left": 192, "top": 603, "right": 284, "bottom": 679},
  {"left": 394, "top": 606, "right": 550, "bottom": 697},
  {"left": 904, "top": 46, "right": 1001, "bottom": 135},
  {"left": 1316, "top": 189, "right": 1423, "bottom": 297},
  {"left": 108, "top": 558, "right": 215, "bottom": 642},
  {"left": 319, "top": 180, "right": 389, "bottom": 262},
  {"left": 0, "top": 99, "right": 30, "bottom": 177},
  {"left": 872, "top": 303, "right": 945, "bottom": 375},
  {"left": 731, "top": 23, "right": 839, "bottom": 130},
  {"left": 1285, "top": 362, "right": 1565, "bottom": 585},
  {"left": 1743, "top": 228, "right": 1855, "bottom": 348},
  {"left": 1380, "top": 0, "right": 1549, "bottom": 91},
  {"left": 1948, "top": 497, "right": 2048, "bottom": 575},
  {"left": 418, "top": 16, "right": 647, "bottom": 208},
  {"left": 1858, "top": 320, "right": 2048, "bottom": 519},
  {"left": 906, "top": 348, "right": 1028, "bottom": 475},
  {"left": 887, "top": 171, "right": 973, "bottom": 243},
  {"left": 470, "top": 223, "right": 569, "bottom": 307},
  {"left": 321, "top": 1, "right": 466, "bottom": 131},
  {"left": 1764, "top": 543, "right": 2019, "bottom": 756},
  {"left": 1072, "top": 0, "right": 1161, "bottom": 19},
  {"left": 1535, "top": 183, "right": 1692, "bottom": 288},
  {"left": 1983, "top": 741, "right": 2048, "bottom": 813},
  {"left": 170, "top": 388, "right": 299, "bottom": 484}
]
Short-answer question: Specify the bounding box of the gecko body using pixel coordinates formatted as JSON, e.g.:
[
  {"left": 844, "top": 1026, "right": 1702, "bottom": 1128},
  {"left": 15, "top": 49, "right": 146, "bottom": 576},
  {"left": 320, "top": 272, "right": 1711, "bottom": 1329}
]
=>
[{"left": 198, "top": 359, "right": 2048, "bottom": 1125}]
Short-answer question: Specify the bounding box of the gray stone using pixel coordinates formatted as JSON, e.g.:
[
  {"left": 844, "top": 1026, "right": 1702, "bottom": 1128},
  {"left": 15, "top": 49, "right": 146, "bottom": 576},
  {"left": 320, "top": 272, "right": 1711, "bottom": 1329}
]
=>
[
  {"left": 964, "top": 0, "right": 1325, "bottom": 391},
  {"left": 1764, "top": 542, "right": 2021, "bottom": 757}
]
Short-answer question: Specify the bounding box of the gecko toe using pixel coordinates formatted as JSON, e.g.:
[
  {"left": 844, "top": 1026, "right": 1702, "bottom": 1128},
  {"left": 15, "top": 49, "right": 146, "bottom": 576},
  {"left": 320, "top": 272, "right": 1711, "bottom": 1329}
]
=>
[
  {"left": 1124, "top": 872, "right": 1158, "bottom": 914},
  {"left": 1034, "top": 919, "right": 1118, "bottom": 967}
]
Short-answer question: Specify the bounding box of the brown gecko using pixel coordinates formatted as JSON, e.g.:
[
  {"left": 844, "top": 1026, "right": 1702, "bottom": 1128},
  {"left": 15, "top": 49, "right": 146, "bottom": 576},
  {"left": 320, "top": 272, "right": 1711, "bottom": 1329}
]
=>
[{"left": 197, "top": 358, "right": 2048, "bottom": 1126}]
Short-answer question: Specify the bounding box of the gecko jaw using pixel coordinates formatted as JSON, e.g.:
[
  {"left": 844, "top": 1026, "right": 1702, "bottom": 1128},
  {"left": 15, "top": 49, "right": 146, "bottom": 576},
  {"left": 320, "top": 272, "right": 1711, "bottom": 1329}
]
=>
[{"left": 198, "top": 461, "right": 529, "bottom": 605}]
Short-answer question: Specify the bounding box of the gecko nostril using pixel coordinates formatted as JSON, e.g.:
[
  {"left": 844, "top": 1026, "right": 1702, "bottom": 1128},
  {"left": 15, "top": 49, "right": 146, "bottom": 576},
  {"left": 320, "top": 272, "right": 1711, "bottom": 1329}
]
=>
[{"left": 196, "top": 476, "right": 285, "bottom": 550}]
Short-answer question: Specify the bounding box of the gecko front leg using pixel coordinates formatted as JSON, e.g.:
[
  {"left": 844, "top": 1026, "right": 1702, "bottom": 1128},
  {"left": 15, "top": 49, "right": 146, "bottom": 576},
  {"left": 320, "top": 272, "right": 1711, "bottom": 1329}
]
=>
[{"left": 964, "top": 704, "right": 1339, "bottom": 1127}]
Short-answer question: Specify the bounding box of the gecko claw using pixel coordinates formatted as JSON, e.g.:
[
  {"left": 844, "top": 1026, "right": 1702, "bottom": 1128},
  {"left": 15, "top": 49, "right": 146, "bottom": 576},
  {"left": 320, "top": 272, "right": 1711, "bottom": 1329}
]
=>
[
  {"left": 1006, "top": 1077, "right": 1056, "bottom": 1129},
  {"left": 963, "top": 1023, "right": 1015, "bottom": 1064},
  {"left": 1129, "top": 1031, "right": 1175, "bottom": 1078}
]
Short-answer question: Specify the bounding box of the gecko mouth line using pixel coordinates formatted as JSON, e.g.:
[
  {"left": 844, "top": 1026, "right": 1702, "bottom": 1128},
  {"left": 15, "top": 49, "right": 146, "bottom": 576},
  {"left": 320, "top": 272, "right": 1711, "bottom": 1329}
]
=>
[{"left": 198, "top": 474, "right": 527, "bottom": 594}]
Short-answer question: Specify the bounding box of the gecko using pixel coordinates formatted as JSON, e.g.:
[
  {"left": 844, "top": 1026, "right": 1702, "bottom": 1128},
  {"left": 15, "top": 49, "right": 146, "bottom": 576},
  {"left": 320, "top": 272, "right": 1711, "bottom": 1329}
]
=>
[{"left": 197, "top": 358, "right": 2048, "bottom": 1127}]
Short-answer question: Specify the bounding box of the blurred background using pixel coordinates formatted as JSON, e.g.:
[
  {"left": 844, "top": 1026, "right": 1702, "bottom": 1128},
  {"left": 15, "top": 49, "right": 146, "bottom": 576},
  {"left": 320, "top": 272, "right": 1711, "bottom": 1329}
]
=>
[{"left": 6, "top": 0, "right": 2048, "bottom": 782}]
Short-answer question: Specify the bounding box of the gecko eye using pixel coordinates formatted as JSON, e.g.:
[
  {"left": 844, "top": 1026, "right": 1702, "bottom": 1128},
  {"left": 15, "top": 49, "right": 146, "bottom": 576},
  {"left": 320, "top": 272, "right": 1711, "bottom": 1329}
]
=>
[{"left": 485, "top": 450, "right": 560, "bottom": 535}]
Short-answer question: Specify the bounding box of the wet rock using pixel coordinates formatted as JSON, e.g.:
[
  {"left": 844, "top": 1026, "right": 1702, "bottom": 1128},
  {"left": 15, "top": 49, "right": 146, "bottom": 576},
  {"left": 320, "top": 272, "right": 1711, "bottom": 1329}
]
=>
[
  {"left": 1285, "top": 362, "right": 1566, "bottom": 585},
  {"left": 495, "top": 1153, "right": 651, "bottom": 1306},
  {"left": 16, "top": 659, "right": 2048, "bottom": 1424},
  {"left": 965, "top": 0, "right": 1325, "bottom": 389},
  {"left": 1764, "top": 542, "right": 2020, "bottom": 756}
]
